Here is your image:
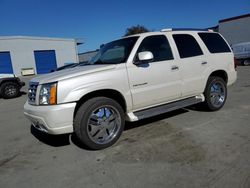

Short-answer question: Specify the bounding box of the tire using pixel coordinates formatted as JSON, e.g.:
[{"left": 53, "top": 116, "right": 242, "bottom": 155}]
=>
[
  {"left": 74, "top": 97, "right": 125, "bottom": 150},
  {"left": 243, "top": 59, "right": 250, "bottom": 66},
  {"left": 0, "top": 82, "right": 20, "bottom": 99},
  {"left": 203, "top": 76, "right": 227, "bottom": 111}
]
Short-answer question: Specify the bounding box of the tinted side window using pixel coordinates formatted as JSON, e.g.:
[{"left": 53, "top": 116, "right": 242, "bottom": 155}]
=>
[
  {"left": 173, "top": 34, "right": 203, "bottom": 58},
  {"left": 137, "top": 35, "right": 173, "bottom": 62},
  {"left": 198, "top": 33, "right": 231, "bottom": 53}
]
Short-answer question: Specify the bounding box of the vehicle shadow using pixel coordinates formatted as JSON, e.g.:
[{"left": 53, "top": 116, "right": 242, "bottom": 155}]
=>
[
  {"left": 125, "top": 109, "right": 188, "bottom": 130},
  {"left": 30, "top": 108, "right": 189, "bottom": 149},
  {"left": 185, "top": 104, "right": 211, "bottom": 112},
  {"left": 30, "top": 126, "right": 71, "bottom": 147},
  {"left": 20, "top": 91, "right": 27, "bottom": 96}
]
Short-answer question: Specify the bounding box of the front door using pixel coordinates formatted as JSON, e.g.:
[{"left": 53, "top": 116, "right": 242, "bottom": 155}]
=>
[{"left": 126, "top": 34, "right": 182, "bottom": 110}]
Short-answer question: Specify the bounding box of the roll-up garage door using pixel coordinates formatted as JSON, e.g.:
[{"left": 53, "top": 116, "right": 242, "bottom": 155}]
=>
[
  {"left": 34, "top": 50, "right": 57, "bottom": 74},
  {"left": 0, "top": 52, "right": 13, "bottom": 74}
]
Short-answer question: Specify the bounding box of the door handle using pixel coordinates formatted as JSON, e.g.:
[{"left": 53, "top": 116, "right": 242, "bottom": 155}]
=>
[
  {"left": 201, "top": 61, "right": 208, "bottom": 65},
  {"left": 171, "top": 65, "right": 179, "bottom": 71}
]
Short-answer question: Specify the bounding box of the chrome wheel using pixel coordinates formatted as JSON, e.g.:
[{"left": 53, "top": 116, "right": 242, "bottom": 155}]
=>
[
  {"left": 87, "top": 105, "right": 121, "bottom": 145},
  {"left": 203, "top": 76, "right": 227, "bottom": 111},
  {"left": 74, "top": 97, "right": 125, "bottom": 150},
  {"left": 210, "top": 81, "right": 225, "bottom": 108},
  {"left": 4, "top": 85, "right": 17, "bottom": 97},
  {"left": 243, "top": 59, "right": 250, "bottom": 66}
]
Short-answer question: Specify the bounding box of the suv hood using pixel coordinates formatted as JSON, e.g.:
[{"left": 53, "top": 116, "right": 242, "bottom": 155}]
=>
[{"left": 31, "top": 64, "right": 116, "bottom": 84}]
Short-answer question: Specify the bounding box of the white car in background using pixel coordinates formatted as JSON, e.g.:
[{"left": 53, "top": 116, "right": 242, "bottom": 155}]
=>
[
  {"left": 0, "top": 74, "right": 25, "bottom": 99},
  {"left": 232, "top": 42, "right": 250, "bottom": 66}
]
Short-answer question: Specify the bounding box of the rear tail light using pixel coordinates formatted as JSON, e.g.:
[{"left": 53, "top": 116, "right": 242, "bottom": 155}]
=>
[{"left": 234, "top": 57, "right": 238, "bottom": 71}]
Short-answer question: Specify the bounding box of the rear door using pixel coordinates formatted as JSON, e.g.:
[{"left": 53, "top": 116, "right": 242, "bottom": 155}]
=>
[
  {"left": 34, "top": 50, "right": 57, "bottom": 74},
  {"left": 172, "top": 33, "right": 209, "bottom": 97},
  {"left": 198, "top": 32, "right": 234, "bottom": 70},
  {"left": 127, "top": 34, "right": 182, "bottom": 110}
]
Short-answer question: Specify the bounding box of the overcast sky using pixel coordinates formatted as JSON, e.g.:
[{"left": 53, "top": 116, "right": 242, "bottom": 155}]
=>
[{"left": 0, "top": 0, "right": 249, "bottom": 53}]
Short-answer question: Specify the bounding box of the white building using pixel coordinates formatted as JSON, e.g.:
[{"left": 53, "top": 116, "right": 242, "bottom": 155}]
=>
[{"left": 0, "top": 36, "right": 79, "bottom": 76}]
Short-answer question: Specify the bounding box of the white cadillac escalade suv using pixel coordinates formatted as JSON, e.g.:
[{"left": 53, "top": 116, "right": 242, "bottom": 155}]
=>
[{"left": 24, "top": 29, "right": 237, "bottom": 149}]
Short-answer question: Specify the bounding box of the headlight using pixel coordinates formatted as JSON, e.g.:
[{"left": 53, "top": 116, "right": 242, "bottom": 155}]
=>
[{"left": 39, "top": 82, "right": 57, "bottom": 105}]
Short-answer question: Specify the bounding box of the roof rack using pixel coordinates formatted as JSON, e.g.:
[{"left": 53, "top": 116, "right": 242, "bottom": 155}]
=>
[{"left": 161, "top": 28, "right": 213, "bottom": 32}]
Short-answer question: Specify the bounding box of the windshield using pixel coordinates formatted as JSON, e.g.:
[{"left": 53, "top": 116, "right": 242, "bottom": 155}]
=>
[{"left": 87, "top": 36, "right": 139, "bottom": 65}]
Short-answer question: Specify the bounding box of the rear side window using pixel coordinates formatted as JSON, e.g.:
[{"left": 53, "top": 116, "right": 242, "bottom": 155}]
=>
[
  {"left": 198, "top": 33, "right": 231, "bottom": 53},
  {"left": 137, "top": 35, "right": 174, "bottom": 62},
  {"left": 173, "top": 34, "right": 203, "bottom": 58}
]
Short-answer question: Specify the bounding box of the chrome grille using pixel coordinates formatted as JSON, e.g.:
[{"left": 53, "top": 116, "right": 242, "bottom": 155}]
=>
[{"left": 28, "top": 82, "right": 38, "bottom": 104}]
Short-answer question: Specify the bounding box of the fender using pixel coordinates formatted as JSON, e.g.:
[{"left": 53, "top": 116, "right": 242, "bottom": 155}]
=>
[{"left": 0, "top": 77, "right": 25, "bottom": 87}]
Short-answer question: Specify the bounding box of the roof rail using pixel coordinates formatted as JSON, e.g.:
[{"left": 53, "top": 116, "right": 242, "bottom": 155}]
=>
[
  {"left": 161, "top": 28, "right": 211, "bottom": 32},
  {"left": 161, "top": 28, "right": 173, "bottom": 32}
]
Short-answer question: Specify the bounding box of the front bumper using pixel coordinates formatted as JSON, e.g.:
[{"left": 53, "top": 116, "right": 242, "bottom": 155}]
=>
[{"left": 24, "top": 101, "right": 76, "bottom": 135}]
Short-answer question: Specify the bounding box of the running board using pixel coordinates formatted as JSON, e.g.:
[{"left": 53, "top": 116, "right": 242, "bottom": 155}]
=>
[{"left": 134, "top": 96, "right": 203, "bottom": 120}]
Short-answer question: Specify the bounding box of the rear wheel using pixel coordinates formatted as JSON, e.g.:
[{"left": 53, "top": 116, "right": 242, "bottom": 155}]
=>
[
  {"left": 0, "top": 82, "right": 20, "bottom": 99},
  {"left": 203, "top": 76, "right": 227, "bottom": 111},
  {"left": 243, "top": 59, "right": 250, "bottom": 66},
  {"left": 74, "top": 97, "right": 125, "bottom": 150}
]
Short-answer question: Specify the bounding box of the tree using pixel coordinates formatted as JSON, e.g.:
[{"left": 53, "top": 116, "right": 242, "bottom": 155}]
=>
[{"left": 124, "top": 25, "right": 149, "bottom": 36}]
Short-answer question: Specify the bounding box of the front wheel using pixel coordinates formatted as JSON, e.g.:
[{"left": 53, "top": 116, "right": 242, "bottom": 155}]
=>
[
  {"left": 74, "top": 97, "right": 125, "bottom": 150},
  {"left": 0, "top": 82, "right": 20, "bottom": 99},
  {"left": 203, "top": 76, "right": 227, "bottom": 111}
]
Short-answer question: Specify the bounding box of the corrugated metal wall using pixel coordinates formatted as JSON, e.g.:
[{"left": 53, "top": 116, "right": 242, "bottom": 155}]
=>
[{"left": 219, "top": 16, "right": 250, "bottom": 45}]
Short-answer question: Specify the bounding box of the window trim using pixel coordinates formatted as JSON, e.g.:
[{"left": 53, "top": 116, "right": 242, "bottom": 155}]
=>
[
  {"left": 134, "top": 34, "right": 174, "bottom": 63},
  {"left": 198, "top": 32, "right": 232, "bottom": 54}
]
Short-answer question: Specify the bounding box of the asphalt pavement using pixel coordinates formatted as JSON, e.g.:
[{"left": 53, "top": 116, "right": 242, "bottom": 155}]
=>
[{"left": 0, "top": 66, "right": 250, "bottom": 188}]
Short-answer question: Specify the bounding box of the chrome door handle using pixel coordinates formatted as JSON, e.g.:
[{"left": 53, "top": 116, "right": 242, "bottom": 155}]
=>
[
  {"left": 201, "top": 61, "right": 208, "bottom": 65},
  {"left": 171, "top": 65, "right": 179, "bottom": 70}
]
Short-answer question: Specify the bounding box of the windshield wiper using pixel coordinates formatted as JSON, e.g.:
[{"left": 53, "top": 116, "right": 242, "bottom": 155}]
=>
[
  {"left": 81, "top": 59, "right": 118, "bottom": 65},
  {"left": 94, "top": 60, "right": 119, "bottom": 65},
  {"left": 93, "top": 60, "right": 104, "bottom": 64},
  {"left": 79, "top": 62, "right": 91, "bottom": 66}
]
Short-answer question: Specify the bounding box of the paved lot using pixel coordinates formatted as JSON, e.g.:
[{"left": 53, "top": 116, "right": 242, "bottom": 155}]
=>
[{"left": 0, "top": 67, "right": 250, "bottom": 188}]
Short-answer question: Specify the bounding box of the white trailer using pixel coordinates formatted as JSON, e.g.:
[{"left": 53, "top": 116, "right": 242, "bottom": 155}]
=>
[{"left": 232, "top": 42, "right": 250, "bottom": 65}]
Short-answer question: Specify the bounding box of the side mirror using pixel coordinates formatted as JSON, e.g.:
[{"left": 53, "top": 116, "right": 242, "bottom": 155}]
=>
[{"left": 134, "top": 51, "right": 154, "bottom": 65}]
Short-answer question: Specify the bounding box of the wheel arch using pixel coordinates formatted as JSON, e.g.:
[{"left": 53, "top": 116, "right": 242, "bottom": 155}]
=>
[
  {"left": 0, "top": 78, "right": 20, "bottom": 87},
  {"left": 208, "top": 70, "right": 228, "bottom": 83},
  {"left": 73, "top": 89, "right": 127, "bottom": 118}
]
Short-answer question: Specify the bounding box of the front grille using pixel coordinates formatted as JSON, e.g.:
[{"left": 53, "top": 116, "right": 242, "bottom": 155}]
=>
[{"left": 28, "top": 82, "right": 39, "bottom": 104}]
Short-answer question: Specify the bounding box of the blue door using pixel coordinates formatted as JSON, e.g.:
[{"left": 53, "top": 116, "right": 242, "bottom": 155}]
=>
[
  {"left": 34, "top": 50, "right": 57, "bottom": 74},
  {"left": 0, "top": 52, "right": 13, "bottom": 74}
]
